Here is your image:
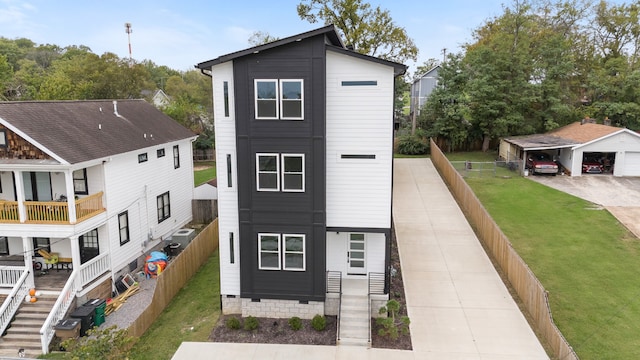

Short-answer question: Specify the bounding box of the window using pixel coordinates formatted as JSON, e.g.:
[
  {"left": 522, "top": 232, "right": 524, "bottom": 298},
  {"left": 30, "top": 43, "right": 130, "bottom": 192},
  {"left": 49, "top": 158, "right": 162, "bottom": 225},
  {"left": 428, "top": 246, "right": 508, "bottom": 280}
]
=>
[
  {"left": 0, "top": 129, "right": 6, "bottom": 147},
  {"left": 173, "top": 145, "right": 180, "bottom": 169},
  {"left": 0, "top": 236, "right": 8, "bottom": 255},
  {"left": 156, "top": 192, "right": 171, "bottom": 223},
  {"left": 80, "top": 229, "right": 99, "bottom": 264},
  {"left": 138, "top": 153, "right": 148, "bottom": 163},
  {"left": 226, "top": 154, "right": 232, "bottom": 188},
  {"left": 256, "top": 154, "right": 279, "bottom": 191},
  {"left": 223, "top": 81, "right": 230, "bottom": 117},
  {"left": 73, "top": 168, "right": 88, "bottom": 195},
  {"left": 283, "top": 234, "right": 305, "bottom": 270},
  {"left": 118, "top": 211, "right": 130, "bottom": 246},
  {"left": 280, "top": 80, "right": 303, "bottom": 119},
  {"left": 229, "top": 232, "right": 235, "bottom": 264},
  {"left": 33, "top": 237, "right": 50, "bottom": 257},
  {"left": 255, "top": 80, "right": 278, "bottom": 119},
  {"left": 255, "top": 79, "right": 303, "bottom": 120},
  {"left": 282, "top": 154, "right": 304, "bottom": 192},
  {"left": 157, "top": 148, "right": 165, "bottom": 158},
  {"left": 258, "top": 233, "right": 281, "bottom": 270}
]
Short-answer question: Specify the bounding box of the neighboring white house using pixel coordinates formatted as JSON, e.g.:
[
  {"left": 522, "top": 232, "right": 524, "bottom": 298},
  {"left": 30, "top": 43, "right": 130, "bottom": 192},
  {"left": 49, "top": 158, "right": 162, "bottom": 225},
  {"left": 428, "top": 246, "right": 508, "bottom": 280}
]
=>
[
  {"left": 197, "top": 25, "right": 406, "bottom": 321},
  {"left": 151, "top": 89, "right": 171, "bottom": 108},
  {"left": 500, "top": 120, "right": 640, "bottom": 176},
  {"left": 194, "top": 179, "right": 217, "bottom": 200},
  {"left": 0, "top": 99, "right": 197, "bottom": 353}
]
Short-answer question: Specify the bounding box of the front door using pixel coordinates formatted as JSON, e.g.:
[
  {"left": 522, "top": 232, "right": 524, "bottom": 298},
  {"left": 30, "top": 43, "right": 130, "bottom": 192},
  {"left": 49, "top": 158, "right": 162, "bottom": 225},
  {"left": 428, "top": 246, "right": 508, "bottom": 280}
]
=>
[
  {"left": 347, "top": 233, "right": 366, "bottom": 275},
  {"left": 22, "top": 172, "right": 52, "bottom": 201}
]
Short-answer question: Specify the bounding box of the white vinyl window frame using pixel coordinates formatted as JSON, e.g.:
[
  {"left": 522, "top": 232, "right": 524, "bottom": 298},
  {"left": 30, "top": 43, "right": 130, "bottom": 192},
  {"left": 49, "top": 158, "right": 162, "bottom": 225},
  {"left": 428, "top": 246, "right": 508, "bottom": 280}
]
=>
[
  {"left": 283, "top": 234, "right": 305, "bottom": 271},
  {"left": 280, "top": 79, "right": 304, "bottom": 120},
  {"left": 254, "top": 79, "right": 279, "bottom": 119},
  {"left": 258, "top": 233, "right": 281, "bottom": 270},
  {"left": 256, "top": 153, "right": 280, "bottom": 191},
  {"left": 281, "top": 154, "right": 305, "bottom": 192}
]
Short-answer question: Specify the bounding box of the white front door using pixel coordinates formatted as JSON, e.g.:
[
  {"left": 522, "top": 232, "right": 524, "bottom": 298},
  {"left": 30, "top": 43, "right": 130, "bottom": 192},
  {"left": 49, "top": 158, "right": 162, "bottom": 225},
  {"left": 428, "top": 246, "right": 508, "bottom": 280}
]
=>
[{"left": 347, "top": 233, "right": 366, "bottom": 275}]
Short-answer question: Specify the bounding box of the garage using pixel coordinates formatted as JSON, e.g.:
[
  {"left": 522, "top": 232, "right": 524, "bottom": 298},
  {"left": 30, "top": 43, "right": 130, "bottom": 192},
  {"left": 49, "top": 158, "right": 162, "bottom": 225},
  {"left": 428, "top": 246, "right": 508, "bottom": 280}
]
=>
[
  {"left": 623, "top": 152, "right": 640, "bottom": 176},
  {"left": 501, "top": 120, "right": 640, "bottom": 177}
]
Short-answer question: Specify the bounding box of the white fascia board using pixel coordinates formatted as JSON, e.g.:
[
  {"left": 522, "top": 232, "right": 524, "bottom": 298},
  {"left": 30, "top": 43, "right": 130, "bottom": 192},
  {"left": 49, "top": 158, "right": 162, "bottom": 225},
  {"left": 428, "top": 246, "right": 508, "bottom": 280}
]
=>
[{"left": 0, "top": 116, "right": 69, "bottom": 165}]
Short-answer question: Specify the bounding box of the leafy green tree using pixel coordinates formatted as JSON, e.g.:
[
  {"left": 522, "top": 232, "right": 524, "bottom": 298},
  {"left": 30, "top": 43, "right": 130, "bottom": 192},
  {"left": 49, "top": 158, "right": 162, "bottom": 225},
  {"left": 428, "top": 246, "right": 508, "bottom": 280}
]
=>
[
  {"left": 163, "top": 95, "right": 210, "bottom": 134},
  {"left": 248, "top": 31, "right": 279, "bottom": 46},
  {"left": 297, "top": 0, "right": 418, "bottom": 63},
  {"left": 0, "top": 55, "right": 13, "bottom": 100}
]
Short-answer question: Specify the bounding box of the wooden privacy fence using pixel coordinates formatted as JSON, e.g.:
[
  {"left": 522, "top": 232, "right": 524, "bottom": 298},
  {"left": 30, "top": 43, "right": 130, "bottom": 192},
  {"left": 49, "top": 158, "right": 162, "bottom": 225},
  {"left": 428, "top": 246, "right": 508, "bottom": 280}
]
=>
[
  {"left": 429, "top": 139, "right": 578, "bottom": 360},
  {"left": 127, "top": 219, "right": 219, "bottom": 338}
]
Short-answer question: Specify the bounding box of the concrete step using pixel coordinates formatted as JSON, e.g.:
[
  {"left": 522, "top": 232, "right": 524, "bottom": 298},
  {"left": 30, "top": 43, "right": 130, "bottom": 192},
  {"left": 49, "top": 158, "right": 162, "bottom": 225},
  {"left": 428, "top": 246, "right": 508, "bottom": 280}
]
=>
[{"left": 338, "top": 336, "right": 370, "bottom": 347}]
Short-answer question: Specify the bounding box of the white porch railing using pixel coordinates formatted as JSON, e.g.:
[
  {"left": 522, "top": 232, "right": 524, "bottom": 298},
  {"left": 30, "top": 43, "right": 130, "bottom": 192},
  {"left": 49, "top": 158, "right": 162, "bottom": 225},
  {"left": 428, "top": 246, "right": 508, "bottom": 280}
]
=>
[
  {"left": 0, "top": 269, "right": 30, "bottom": 337},
  {"left": 79, "top": 252, "right": 110, "bottom": 287},
  {"left": 39, "top": 269, "right": 79, "bottom": 354},
  {"left": 0, "top": 266, "right": 26, "bottom": 287},
  {"left": 40, "top": 252, "right": 110, "bottom": 354}
]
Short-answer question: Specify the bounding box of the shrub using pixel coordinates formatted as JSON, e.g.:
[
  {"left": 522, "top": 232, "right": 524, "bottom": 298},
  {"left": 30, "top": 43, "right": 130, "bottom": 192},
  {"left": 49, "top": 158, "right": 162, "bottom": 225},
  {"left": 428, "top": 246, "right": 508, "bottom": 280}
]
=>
[
  {"left": 61, "top": 325, "right": 136, "bottom": 359},
  {"left": 376, "top": 299, "right": 410, "bottom": 340},
  {"left": 397, "top": 134, "right": 429, "bottom": 155},
  {"left": 288, "top": 316, "right": 303, "bottom": 331},
  {"left": 311, "top": 314, "right": 326, "bottom": 331},
  {"left": 225, "top": 316, "right": 241, "bottom": 330},
  {"left": 244, "top": 315, "right": 259, "bottom": 331}
]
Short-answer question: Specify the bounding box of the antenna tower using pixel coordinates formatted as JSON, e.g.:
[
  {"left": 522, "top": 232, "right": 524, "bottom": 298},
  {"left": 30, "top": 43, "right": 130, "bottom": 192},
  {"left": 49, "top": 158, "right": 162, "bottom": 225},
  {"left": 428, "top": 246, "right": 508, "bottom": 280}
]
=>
[{"left": 125, "top": 22, "right": 133, "bottom": 66}]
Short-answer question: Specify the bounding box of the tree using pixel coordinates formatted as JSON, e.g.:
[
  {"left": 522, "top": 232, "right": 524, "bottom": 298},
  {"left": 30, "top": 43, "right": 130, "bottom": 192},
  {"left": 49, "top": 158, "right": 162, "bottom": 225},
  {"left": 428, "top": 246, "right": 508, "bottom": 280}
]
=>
[
  {"left": 248, "top": 31, "right": 279, "bottom": 46},
  {"left": 297, "top": 0, "right": 418, "bottom": 64}
]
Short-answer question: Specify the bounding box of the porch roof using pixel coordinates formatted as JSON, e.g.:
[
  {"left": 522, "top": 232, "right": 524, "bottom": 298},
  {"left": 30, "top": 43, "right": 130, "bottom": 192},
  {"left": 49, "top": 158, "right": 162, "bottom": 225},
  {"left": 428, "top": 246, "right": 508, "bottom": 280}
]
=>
[{"left": 0, "top": 100, "right": 196, "bottom": 164}]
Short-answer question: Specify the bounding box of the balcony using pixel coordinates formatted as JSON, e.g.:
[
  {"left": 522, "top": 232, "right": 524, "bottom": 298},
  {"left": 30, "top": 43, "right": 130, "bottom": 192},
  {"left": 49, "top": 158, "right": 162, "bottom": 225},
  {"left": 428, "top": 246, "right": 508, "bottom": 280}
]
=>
[{"left": 0, "top": 192, "right": 105, "bottom": 224}]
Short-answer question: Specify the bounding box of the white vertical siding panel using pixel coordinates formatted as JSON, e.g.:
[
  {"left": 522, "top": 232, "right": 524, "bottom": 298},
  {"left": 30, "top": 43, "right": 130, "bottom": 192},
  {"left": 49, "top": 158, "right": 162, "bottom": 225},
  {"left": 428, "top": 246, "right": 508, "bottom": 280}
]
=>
[
  {"left": 326, "top": 51, "right": 394, "bottom": 229},
  {"left": 212, "top": 61, "right": 240, "bottom": 295},
  {"left": 103, "top": 138, "right": 194, "bottom": 274},
  {"left": 326, "top": 232, "right": 347, "bottom": 275},
  {"left": 366, "top": 233, "right": 385, "bottom": 274}
]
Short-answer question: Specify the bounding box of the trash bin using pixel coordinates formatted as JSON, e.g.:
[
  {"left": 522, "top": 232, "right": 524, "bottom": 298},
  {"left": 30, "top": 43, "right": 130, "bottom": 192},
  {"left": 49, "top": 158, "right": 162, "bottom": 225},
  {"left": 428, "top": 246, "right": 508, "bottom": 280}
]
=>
[
  {"left": 54, "top": 318, "right": 80, "bottom": 340},
  {"left": 84, "top": 298, "right": 106, "bottom": 326},
  {"left": 70, "top": 305, "right": 94, "bottom": 337}
]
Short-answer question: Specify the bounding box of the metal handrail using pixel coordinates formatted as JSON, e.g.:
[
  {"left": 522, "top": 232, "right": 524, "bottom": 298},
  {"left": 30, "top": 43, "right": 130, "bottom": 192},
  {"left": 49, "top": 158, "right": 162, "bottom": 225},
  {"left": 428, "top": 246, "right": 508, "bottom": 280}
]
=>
[
  {"left": 326, "top": 271, "right": 342, "bottom": 341},
  {"left": 368, "top": 272, "right": 386, "bottom": 345}
]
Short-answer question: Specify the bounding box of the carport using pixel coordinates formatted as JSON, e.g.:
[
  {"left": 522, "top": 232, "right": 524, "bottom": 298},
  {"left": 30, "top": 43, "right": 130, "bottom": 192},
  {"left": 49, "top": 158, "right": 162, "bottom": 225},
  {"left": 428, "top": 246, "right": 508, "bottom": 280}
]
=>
[{"left": 500, "top": 121, "right": 640, "bottom": 177}]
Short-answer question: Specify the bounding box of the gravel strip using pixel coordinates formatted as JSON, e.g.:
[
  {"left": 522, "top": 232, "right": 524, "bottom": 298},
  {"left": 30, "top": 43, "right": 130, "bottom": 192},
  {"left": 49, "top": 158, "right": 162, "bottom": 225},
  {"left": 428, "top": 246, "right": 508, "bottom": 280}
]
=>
[{"left": 99, "top": 275, "right": 157, "bottom": 330}]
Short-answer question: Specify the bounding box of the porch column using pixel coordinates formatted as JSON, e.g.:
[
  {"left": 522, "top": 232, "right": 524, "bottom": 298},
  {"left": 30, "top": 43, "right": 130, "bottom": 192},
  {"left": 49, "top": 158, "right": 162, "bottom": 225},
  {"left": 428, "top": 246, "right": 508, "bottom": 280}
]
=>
[
  {"left": 70, "top": 235, "right": 81, "bottom": 273},
  {"left": 64, "top": 171, "right": 77, "bottom": 224},
  {"left": 13, "top": 171, "right": 26, "bottom": 223},
  {"left": 22, "top": 236, "right": 35, "bottom": 289}
]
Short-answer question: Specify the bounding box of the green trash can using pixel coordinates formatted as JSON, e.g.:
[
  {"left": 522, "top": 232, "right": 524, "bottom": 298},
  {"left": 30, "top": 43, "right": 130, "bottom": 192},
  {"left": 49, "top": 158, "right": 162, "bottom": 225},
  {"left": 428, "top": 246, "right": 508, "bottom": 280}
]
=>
[{"left": 84, "top": 299, "right": 106, "bottom": 326}]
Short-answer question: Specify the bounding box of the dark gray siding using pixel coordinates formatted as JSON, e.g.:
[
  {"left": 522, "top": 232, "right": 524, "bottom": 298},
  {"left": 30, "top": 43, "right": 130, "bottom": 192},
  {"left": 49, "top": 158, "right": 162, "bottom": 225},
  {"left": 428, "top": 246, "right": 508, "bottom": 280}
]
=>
[{"left": 235, "top": 36, "right": 327, "bottom": 301}]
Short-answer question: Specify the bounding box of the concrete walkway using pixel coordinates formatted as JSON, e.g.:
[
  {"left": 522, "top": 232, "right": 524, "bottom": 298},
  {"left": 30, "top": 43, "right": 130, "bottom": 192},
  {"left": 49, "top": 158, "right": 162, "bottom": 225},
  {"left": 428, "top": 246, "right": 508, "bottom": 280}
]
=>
[{"left": 172, "top": 158, "right": 548, "bottom": 359}]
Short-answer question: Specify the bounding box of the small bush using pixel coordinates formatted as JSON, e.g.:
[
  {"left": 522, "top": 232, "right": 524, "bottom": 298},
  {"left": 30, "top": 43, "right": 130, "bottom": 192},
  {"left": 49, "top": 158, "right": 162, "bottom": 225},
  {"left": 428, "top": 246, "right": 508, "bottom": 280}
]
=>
[
  {"left": 288, "top": 316, "right": 303, "bottom": 331},
  {"left": 244, "top": 315, "right": 259, "bottom": 331},
  {"left": 225, "top": 316, "right": 241, "bottom": 330},
  {"left": 397, "top": 135, "right": 429, "bottom": 155},
  {"left": 376, "top": 299, "right": 410, "bottom": 340},
  {"left": 311, "top": 314, "right": 326, "bottom": 331}
]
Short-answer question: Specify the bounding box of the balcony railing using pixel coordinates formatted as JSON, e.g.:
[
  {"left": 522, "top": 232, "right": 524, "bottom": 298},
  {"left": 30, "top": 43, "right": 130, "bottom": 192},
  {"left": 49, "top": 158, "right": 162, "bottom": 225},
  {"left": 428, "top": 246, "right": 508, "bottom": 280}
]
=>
[{"left": 0, "top": 192, "right": 105, "bottom": 224}]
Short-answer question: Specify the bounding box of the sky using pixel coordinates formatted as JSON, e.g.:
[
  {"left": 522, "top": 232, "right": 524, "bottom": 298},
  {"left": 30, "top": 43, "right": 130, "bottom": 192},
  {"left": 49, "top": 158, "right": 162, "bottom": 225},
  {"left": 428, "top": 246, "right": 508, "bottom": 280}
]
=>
[{"left": 0, "top": 0, "right": 533, "bottom": 74}]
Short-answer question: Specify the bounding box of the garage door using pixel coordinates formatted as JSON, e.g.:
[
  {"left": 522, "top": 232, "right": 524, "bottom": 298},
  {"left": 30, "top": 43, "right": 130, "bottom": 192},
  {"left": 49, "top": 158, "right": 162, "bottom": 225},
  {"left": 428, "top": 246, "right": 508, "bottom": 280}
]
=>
[{"left": 624, "top": 152, "right": 640, "bottom": 176}]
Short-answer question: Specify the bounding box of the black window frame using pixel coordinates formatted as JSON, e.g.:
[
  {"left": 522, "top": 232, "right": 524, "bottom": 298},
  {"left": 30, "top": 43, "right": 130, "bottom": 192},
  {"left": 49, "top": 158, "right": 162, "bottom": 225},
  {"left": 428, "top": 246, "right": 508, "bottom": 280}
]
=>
[
  {"left": 33, "top": 237, "right": 51, "bottom": 257},
  {"left": 157, "top": 148, "right": 165, "bottom": 158},
  {"left": 138, "top": 153, "right": 148, "bottom": 163},
  {"left": 73, "top": 168, "right": 88, "bottom": 195},
  {"left": 118, "top": 211, "right": 130, "bottom": 246},
  {"left": 173, "top": 145, "right": 180, "bottom": 169},
  {"left": 0, "top": 236, "right": 8, "bottom": 255},
  {"left": 156, "top": 191, "right": 171, "bottom": 223}
]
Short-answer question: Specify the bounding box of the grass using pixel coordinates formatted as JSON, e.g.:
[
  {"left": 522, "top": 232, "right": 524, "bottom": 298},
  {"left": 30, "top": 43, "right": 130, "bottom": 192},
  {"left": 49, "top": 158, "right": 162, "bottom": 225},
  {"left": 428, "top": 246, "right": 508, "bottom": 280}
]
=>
[
  {"left": 129, "top": 250, "right": 221, "bottom": 360},
  {"left": 194, "top": 161, "right": 216, "bottom": 186},
  {"left": 447, "top": 152, "right": 640, "bottom": 359}
]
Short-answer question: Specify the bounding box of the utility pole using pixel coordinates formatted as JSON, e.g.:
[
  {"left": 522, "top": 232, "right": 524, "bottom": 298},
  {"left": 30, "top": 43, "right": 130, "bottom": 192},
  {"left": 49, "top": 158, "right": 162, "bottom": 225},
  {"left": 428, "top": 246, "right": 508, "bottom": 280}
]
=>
[
  {"left": 125, "top": 23, "right": 133, "bottom": 67},
  {"left": 442, "top": 48, "right": 447, "bottom": 62}
]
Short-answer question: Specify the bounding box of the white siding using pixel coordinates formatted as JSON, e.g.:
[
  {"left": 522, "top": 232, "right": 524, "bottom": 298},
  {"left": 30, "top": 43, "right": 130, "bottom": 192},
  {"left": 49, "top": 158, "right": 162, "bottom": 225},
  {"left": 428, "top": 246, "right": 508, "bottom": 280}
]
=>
[
  {"left": 102, "top": 139, "right": 194, "bottom": 274},
  {"left": 326, "top": 51, "right": 394, "bottom": 228},
  {"left": 623, "top": 152, "right": 640, "bottom": 176},
  {"left": 211, "top": 61, "right": 240, "bottom": 295},
  {"left": 326, "top": 232, "right": 385, "bottom": 278},
  {"left": 571, "top": 131, "right": 640, "bottom": 176}
]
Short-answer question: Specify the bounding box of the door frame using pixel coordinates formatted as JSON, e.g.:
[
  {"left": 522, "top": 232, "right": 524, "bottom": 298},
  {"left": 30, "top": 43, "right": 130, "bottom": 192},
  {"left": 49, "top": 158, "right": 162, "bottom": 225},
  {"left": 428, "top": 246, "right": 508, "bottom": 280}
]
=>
[{"left": 347, "top": 233, "right": 366, "bottom": 275}]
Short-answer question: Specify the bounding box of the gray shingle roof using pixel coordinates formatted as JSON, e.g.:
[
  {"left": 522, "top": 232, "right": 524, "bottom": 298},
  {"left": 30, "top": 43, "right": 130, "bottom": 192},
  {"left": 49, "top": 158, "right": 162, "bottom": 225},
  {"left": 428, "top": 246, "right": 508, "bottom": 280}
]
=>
[{"left": 0, "top": 100, "right": 196, "bottom": 164}]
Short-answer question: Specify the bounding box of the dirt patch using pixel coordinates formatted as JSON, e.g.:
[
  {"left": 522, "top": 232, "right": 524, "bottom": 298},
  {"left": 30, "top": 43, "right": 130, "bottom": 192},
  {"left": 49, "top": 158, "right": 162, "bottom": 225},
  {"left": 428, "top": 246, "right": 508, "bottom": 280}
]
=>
[
  {"left": 209, "top": 316, "right": 337, "bottom": 345},
  {"left": 208, "top": 224, "right": 411, "bottom": 350}
]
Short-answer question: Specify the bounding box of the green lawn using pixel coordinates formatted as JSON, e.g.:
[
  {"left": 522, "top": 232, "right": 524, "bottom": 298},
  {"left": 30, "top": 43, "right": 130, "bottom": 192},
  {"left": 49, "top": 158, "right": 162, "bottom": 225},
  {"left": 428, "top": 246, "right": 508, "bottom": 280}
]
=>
[
  {"left": 194, "top": 161, "right": 216, "bottom": 186},
  {"left": 449, "top": 153, "right": 640, "bottom": 359},
  {"left": 130, "top": 251, "right": 221, "bottom": 360}
]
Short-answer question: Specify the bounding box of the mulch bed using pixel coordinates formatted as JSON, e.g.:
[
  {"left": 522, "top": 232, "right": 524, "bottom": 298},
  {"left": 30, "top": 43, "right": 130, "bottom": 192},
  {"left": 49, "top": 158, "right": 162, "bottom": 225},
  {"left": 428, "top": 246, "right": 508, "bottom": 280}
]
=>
[{"left": 209, "top": 223, "right": 411, "bottom": 350}]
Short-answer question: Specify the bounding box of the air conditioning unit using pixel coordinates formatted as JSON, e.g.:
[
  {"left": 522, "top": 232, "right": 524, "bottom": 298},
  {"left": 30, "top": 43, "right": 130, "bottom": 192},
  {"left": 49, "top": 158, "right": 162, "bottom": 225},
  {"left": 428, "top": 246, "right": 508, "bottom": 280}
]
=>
[{"left": 170, "top": 228, "right": 196, "bottom": 248}]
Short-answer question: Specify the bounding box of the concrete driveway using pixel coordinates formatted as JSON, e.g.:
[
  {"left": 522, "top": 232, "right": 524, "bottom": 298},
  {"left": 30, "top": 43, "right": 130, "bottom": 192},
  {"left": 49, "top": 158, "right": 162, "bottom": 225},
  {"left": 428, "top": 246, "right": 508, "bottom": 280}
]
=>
[{"left": 527, "top": 175, "right": 640, "bottom": 238}]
